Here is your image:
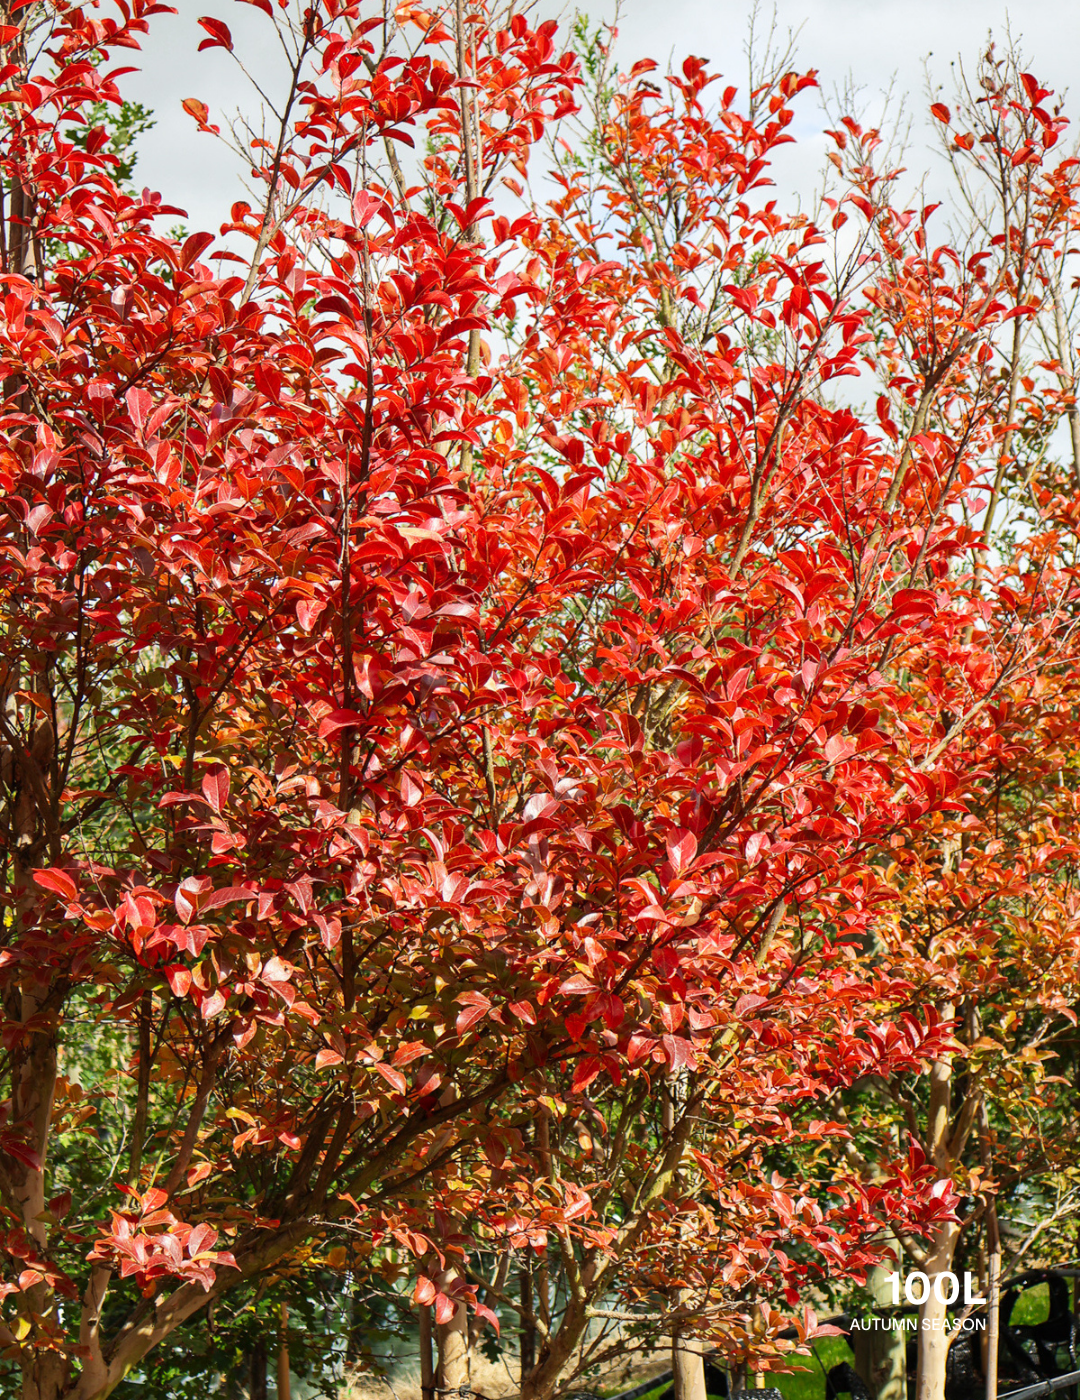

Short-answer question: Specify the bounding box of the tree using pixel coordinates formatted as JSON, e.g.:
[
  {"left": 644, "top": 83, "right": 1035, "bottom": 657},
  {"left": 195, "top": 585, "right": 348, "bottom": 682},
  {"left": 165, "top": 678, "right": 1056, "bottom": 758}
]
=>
[
  {"left": 0, "top": 3, "right": 1077, "bottom": 1400},
  {"left": 814, "top": 44, "right": 1080, "bottom": 1400}
]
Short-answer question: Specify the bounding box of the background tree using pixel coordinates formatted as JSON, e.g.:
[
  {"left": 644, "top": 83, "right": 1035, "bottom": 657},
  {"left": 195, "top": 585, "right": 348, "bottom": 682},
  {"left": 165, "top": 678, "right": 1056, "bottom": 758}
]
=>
[
  {"left": 1, "top": 4, "right": 1079, "bottom": 1400},
  {"left": 810, "top": 44, "right": 1080, "bottom": 1400}
]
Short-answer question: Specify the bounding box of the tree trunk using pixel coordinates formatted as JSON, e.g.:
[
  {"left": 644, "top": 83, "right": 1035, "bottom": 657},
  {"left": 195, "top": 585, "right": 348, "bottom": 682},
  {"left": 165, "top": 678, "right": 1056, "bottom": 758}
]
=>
[
  {"left": 250, "top": 1337, "right": 268, "bottom": 1400},
  {"left": 520, "top": 1260, "right": 536, "bottom": 1384},
  {"left": 518, "top": 1303, "right": 587, "bottom": 1400},
  {"left": 672, "top": 1319, "right": 707, "bottom": 1400},
  {"left": 277, "top": 1303, "right": 291, "bottom": 1400},
  {"left": 665, "top": 1083, "right": 706, "bottom": 1400},
  {"left": 979, "top": 1102, "right": 1000, "bottom": 1400},
  {"left": 437, "top": 1271, "right": 469, "bottom": 1396},
  {"left": 914, "top": 1221, "right": 962, "bottom": 1400},
  {"left": 984, "top": 1213, "right": 1000, "bottom": 1400},
  {"left": 915, "top": 1000, "right": 958, "bottom": 1400},
  {"left": 854, "top": 1249, "right": 907, "bottom": 1400},
  {"left": 19, "top": 1354, "right": 68, "bottom": 1400},
  {"left": 11, "top": 713, "right": 62, "bottom": 1400},
  {"left": 420, "top": 1303, "right": 436, "bottom": 1400}
]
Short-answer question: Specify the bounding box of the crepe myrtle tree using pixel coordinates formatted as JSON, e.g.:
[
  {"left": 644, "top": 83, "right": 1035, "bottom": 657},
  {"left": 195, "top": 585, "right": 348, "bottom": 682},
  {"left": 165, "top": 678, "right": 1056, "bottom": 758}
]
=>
[{"left": 0, "top": 2, "right": 1075, "bottom": 1400}]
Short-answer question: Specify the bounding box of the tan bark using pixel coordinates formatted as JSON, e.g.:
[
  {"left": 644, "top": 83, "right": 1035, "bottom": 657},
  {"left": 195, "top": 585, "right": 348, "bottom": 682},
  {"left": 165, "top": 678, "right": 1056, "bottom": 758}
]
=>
[
  {"left": 980, "top": 1102, "right": 1000, "bottom": 1400},
  {"left": 672, "top": 1321, "right": 708, "bottom": 1400},
  {"left": 277, "top": 1303, "right": 291, "bottom": 1400},
  {"left": 914, "top": 1001, "right": 959, "bottom": 1400},
  {"left": 420, "top": 1303, "right": 436, "bottom": 1400},
  {"left": 518, "top": 1300, "right": 588, "bottom": 1400},
  {"left": 519, "top": 1260, "right": 536, "bottom": 1382},
  {"left": 664, "top": 1087, "right": 706, "bottom": 1400},
  {"left": 9, "top": 714, "right": 62, "bottom": 1400},
  {"left": 854, "top": 1251, "right": 907, "bottom": 1400},
  {"left": 914, "top": 1220, "right": 962, "bottom": 1400},
  {"left": 436, "top": 1270, "right": 470, "bottom": 1395},
  {"left": 984, "top": 1237, "right": 1000, "bottom": 1400}
]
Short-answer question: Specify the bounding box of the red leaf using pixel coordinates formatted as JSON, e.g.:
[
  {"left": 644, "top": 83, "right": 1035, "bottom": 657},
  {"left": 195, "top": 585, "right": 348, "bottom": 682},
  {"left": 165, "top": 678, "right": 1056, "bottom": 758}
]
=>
[
  {"left": 201, "top": 886, "right": 254, "bottom": 911},
  {"left": 455, "top": 993, "right": 490, "bottom": 1035},
  {"left": 296, "top": 598, "right": 325, "bottom": 631},
  {"left": 414, "top": 1276, "right": 437, "bottom": 1305},
  {"left": 474, "top": 1300, "right": 500, "bottom": 1334},
  {"left": 188, "top": 1222, "right": 218, "bottom": 1256},
  {"left": 889, "top": 588, "right": 934, "bottom": 618},
  {"left": 201, "top": 990, "right": 226, "bottom": 1020},
  {"left": 164, "top": 965, "right": 192, "bottom": 997},
  {"left": 661, "top": 1035, "right": 697, "bottom": 1073},
  {"left": 319, "top": 709, "right": 365, "bottom": 738},
  {"left": 930, "top": 103, "right": 950, "bottom": 123},
  {"left": 597, "top": 993, "right": 625, "bottom": 1031},
  {"left": 202, "top": 766, "right": 229, "bottom": 814},
  {"left": 373, "top": 1062, "right": 407, "bottom": 1094},
  {"left": 33, "top": 868, "right": 77, "bottom": 901},
  {"left": 666, "top": 828, "right": 697, "bottom": 874},
  {"left": 1, "top": 1134, "right": 42, "bottom": 1171},
  {"left": 565, "top": 1012, "right": 588, "bottom": 1041},
  {"left": 197, "top": 16, "right": 233, "bottom": 50},
  {"left": 47, "top": 1191, "right": 72, "bottom": 1220},
  {"left": 400, "top": 770, "right": 423, "bottom": 807},
  {"left": 125, "top": 387, "right": 152, "bottom": 430},
  {"left": 571, "top": 1055, "right": 602, "bottom": 1092},
  {"left": 182, "top": 98, "right": 210, "bottom": 124},
  {"left": 175, "top": 877, "right": 207, "bottom": 924},
  {"left": 181, "top": 232, "right": 215, "bottom": 268}
]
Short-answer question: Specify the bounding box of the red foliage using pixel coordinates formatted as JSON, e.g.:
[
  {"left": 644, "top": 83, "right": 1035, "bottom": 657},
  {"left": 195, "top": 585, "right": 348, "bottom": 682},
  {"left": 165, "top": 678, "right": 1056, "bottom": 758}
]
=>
[{"left": 0, "top": 3, "right": 1077, "bottom": 1397}]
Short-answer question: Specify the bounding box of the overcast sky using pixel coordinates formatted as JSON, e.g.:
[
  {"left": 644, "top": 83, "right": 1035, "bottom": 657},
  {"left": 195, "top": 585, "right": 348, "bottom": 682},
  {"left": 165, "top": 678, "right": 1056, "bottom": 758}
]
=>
[{"left": 120, "top": 0, "right": 1080, "bottom": 235}]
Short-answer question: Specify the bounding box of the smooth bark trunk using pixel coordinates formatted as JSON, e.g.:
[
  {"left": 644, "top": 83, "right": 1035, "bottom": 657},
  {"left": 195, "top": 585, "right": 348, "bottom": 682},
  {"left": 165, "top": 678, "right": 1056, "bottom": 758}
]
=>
[
  {"left": 436, "top": 1271, "right": 469, "bottom": 1395},
  {"left": 277, "top": 1304, "right": 291, "bottom": 1400},
  {"left": 854, "top": 1250, "right": 907, "bottom": 1400},
  {"left": 984, "top": 1217, "right": 1000, "bottom": 1400},
  {"left": 914, "top": 1221, "right": 962, "bottom": 1400},
  {"left": 520, "top": 1260, "right": 536, "bottom": 1383},
  {"left": 420, "top": 1303, "right": 436, "bottom": 1400},
  {"left": 672, "top": 1322, "right": 707, "bottom": 1400}
]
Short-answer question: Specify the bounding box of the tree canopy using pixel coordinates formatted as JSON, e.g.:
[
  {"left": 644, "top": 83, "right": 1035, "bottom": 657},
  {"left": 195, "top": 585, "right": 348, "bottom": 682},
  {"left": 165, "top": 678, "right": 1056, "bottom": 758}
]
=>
[{"left": 1, "top": 4, "right": 1079, "bottom": 1400}]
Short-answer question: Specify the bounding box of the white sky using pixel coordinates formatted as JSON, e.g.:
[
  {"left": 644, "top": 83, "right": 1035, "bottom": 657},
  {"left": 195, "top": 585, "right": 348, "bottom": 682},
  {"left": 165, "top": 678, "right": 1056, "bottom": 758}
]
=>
[{"left": 120, "top": 0, "right": 1080, "bottom": 235}]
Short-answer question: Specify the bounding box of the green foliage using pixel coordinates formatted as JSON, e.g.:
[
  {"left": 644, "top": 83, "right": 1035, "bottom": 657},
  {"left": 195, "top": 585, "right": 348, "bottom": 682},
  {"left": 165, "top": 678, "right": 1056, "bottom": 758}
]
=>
[
  {"left": 1009, "top": 1282, "right": 1050, "bottom": 1327},
  {"left": 111, "top": 1272, "right": 361, "bottom": 1398},
  {"left": 65, "top": 97, "right": 155, "bottom": 188}
]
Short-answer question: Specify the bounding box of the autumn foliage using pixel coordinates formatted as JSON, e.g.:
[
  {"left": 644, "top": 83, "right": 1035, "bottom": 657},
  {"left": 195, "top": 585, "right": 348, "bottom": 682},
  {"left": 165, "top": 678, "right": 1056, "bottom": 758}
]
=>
[{"left": 1, "top": 2, "right": 1080, "bottom": 1399}]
